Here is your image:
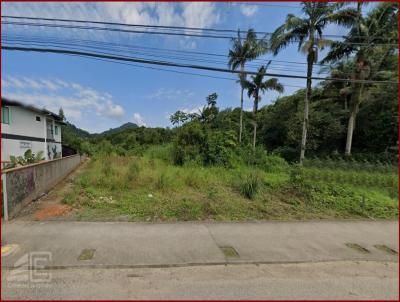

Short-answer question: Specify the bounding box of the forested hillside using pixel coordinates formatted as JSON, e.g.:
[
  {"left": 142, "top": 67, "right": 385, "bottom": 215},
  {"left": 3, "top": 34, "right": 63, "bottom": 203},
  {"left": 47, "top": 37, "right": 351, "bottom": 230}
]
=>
[{"left": 58, "top": 2, "right": 397, "bottom": 222}]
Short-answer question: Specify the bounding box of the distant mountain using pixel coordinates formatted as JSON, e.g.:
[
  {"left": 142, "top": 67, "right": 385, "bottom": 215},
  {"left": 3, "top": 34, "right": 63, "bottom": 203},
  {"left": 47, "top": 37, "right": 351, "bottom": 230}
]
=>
[
  {"left": 95, "top": 122, "right": 139, "bottom": 137},
  {"left": 62, "top": 122, "right": 91, "bottom": 139}
]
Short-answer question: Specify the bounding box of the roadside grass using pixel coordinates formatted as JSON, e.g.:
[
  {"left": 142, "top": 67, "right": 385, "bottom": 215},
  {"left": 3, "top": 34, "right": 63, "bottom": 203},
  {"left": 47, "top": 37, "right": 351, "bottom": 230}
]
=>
[{"left": 62, "top": 154, "right": 398, "bottom": 222}]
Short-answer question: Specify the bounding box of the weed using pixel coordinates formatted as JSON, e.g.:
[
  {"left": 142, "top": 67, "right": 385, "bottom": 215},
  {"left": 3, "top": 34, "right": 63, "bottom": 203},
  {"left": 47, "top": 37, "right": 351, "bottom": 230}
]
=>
[{"left": 239, "top": 172, "right": 261, "bottom": 200}]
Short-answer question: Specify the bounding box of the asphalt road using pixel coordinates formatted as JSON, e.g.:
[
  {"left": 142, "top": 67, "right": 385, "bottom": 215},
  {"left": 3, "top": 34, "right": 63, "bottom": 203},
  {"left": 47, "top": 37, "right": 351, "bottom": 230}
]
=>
[
  {"left": 2, "top": 220, "right": 398, "bottom": 300},
  {"left": 2, "top": 260, "right": 398, "bottom": 300}
]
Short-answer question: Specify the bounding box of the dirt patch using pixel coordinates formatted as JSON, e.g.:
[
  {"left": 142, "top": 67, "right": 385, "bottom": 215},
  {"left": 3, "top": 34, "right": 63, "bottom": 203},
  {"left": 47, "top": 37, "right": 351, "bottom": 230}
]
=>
[
  {"left": 14, "top": 160, "right": 89, "bottom": 221},
  {"left": 34, "top": 204, "right": 73, "bottom": 220}
]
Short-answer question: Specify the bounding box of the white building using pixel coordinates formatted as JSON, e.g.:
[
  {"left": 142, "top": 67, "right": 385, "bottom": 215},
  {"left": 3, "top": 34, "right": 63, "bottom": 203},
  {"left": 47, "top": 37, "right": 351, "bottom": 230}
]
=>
[{"left": 1, "top": 98, "right": 64, "bottom": 162}]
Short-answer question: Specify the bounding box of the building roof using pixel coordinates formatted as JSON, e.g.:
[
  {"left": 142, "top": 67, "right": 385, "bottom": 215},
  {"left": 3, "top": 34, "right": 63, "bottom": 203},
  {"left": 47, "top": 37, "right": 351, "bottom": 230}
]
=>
[{"left": 2, "top": 97, "right": 66, "bottom": 124}]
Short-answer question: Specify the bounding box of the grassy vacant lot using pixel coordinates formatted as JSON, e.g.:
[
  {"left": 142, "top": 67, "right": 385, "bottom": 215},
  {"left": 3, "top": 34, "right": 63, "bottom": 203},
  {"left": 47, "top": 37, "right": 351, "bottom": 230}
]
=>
[{"left": 62, "top": 147, "right": 398, "bottom": 222}]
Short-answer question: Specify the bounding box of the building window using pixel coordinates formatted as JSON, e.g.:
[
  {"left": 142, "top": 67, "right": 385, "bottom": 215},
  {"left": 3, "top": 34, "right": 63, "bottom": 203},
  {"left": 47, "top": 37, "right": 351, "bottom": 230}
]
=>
[
  {"left": 55, "top": 125, "right": 58, "bottom": 135},
  {"left": 2, "top": 106, "right": 9, "bottom": 124},
  {"left": 36, "top": 116, "right": 41, "bottom": 121}
]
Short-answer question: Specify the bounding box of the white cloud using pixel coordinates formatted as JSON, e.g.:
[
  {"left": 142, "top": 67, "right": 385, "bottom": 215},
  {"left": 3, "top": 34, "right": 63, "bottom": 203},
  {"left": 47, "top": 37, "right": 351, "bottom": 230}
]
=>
[
  {"left": 181, "top": 2, "right": 220, "bottom": 28},
  {"left": 2, "top": 76, "right": 125, "bottom": 122},
  {"left": 132, "top": 112, "right": 146, "bottom": 126},
  {"left": 146, "top": 88, "right": 194, "bottom": 100},
  {"left": 1, "top": 2, "right": 221, "bottom": 49},
  {"left": 240, "top": 4, "right": 258, "bottom": 17},
  {"left": 181, "top": 105, "right": 203, "bottom": 115}
]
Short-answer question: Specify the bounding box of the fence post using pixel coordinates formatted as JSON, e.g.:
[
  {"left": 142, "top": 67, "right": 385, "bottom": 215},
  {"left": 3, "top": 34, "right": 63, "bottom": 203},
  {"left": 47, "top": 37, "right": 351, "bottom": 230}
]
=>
[{"left": 2, "top": 173, "right": 8, "bottom": 221}]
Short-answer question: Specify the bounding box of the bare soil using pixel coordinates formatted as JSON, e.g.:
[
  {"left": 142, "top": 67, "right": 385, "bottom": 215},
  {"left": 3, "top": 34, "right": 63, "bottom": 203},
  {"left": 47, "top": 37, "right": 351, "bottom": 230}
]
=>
[{"left": 15, "top": 160, "right": 88, "bottom": 221}]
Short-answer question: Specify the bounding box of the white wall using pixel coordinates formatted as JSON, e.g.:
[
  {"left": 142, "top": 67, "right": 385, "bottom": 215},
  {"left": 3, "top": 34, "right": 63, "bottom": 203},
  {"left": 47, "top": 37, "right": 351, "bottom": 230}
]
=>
[
  {"left": 1, "top": 139, "right": 45, "bottom": 162},
  {"left": 2, "top": 105, "right": 62, "bottom": 161},
  {"left": 2, "top": 106, "right": 45, "bottom": 137}
]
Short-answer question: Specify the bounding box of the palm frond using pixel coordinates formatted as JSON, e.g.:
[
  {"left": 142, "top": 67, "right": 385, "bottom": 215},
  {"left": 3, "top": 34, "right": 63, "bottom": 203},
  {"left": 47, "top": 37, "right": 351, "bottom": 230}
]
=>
[
  {"left": 262, "top": 78, "right": 284, "bottom": 93},
  {"left": 327, "top": 8, "right": 359, "bottom": 27}
]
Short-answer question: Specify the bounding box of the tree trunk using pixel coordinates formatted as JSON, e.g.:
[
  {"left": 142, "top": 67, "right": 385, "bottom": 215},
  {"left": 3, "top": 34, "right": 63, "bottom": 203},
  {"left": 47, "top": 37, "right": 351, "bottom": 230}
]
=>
[
  {"left": 299, "top": 53, "right": 313, "bottom": 164},
  {"left": 239, "top": 64, "right": 245, "bottom": 144},
  {"left": 345, "top": 108, "right": 356, "bottom": 156},
  {"left": 345, "top": 85, "right": 362, "bottom": 156},
  {"left": 239, "top": 87, "right": 244, "bottom": 143},
  {"left": 252, "top": 94, "right": 259, "bottom": 151}
]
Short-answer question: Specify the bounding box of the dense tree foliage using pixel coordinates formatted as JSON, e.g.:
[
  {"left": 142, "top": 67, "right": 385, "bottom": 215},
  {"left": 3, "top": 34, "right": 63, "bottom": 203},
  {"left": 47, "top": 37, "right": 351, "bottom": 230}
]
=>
[{"left": 62, "top": 3, "right": 397, "bottom": 166}]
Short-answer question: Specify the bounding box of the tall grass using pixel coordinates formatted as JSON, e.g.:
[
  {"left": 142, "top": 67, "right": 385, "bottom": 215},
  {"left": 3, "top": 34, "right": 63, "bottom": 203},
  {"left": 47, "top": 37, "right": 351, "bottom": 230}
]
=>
[{"left": 64, "top": 153, "right": 397, "bottom": 221}]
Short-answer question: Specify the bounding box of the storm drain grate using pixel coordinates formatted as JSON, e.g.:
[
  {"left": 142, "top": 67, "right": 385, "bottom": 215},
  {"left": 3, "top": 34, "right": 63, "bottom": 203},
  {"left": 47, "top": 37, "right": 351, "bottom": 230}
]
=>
[
  {"left": 374, "top": 244, "right": 398, "bottom": 255},
  {"left": 78, "top": 249, "right": 96, "bottom": 261},
  {"left": 220, "top": 246, "right": 240, "bottom": 258},
  {"left": 345, "top": 243, "right": 370, "bottom": 254}
]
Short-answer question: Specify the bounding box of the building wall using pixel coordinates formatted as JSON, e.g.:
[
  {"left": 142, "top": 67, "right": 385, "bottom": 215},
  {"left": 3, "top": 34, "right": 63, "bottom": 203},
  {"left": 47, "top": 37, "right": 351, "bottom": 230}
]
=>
[
  {"left": 2, "top": 105, "right": 45, "bottom": 137},
  {"left": 46, "top": 142, "right": 62, "bottom": 160},
  {"left": 2, "top": 154, "right": 86, "bottom": 219},
  {"left": 1, "top": 105, "right": 62, "bottom": 161},
  {"left": 1, "top": 139, "right": 46, "bottom": 163}
]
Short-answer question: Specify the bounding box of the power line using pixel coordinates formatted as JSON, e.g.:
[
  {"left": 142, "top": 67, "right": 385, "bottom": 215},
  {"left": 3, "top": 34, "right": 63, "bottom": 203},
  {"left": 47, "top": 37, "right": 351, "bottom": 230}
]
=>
[
  {"left": 3, "top": 37, "right": 326, "bottom": 74},
  {"left": 2, "top": 45, "right": 397, "bottom": 84},
  {"left": 2, "top": 17, "right": 398, "bottom": 45},
  {"left": 0, "top": 15, "right": 352, "bottom": 38},
  {"left": 2, "top": 33, "right": 332, "bottom": 67},
  {"left": 64, "top": 52, "right": 306, "bottom": 88}
]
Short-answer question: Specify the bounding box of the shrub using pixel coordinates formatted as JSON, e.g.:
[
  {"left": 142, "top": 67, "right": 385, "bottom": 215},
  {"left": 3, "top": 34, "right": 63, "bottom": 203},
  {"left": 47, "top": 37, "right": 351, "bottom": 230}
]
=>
[
  {"left": 145, "top": 144, "right": 174, "bottom": 164},
  {"left": 237, "top": 146, "right": 289, "bottom": 172},
  {"left": 7, "top": 149, "right": 45, "bottom": 168},
  {"left": 289, "top": 164, "right": 306, "bottom": 190},
  {"left": 203, "top": 130, "right": 237, "bottom": 167},
  {"left": 239, "top": 172, "right": 261, "bottom": 200},
  {"left": 172, "top": 122, "right": 205, "bottom": 165}
]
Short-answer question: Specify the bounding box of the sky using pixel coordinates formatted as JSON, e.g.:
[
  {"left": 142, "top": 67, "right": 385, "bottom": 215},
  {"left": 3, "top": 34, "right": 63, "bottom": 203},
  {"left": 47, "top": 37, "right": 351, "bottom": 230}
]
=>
[{"left": 1, "top": 2, "right": 365, "bottom": 133}]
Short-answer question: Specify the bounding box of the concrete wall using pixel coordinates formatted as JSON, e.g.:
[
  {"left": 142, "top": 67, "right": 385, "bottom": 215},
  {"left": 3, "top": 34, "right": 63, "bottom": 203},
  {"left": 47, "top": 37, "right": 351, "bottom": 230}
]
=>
[{"left": 1, "top": 154, "right": 86, "bottom": 220}]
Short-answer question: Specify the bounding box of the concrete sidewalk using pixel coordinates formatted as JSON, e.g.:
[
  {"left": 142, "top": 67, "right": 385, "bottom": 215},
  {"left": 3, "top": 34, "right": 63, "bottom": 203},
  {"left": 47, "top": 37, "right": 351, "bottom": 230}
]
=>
[{"left": 1, "top": 220, "right": 398, "bottom": 268}]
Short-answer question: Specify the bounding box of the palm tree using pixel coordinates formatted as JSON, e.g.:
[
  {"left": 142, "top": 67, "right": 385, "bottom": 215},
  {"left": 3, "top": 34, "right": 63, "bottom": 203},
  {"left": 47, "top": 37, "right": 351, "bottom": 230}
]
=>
[
  {"left": 242, "top": 65, "right": 284, "bottom": 150},
  {"left": 321, "top": 2, "right": 398, "bottom": 156},
  {"left": 270, "top": 2, "right": 357, "bottom": 164},
  {"left": 319, "top": 61, "right": 354, "bottom": 110},
  {"left": 228, "top": 29, "right": 267, "bottom": 143}
]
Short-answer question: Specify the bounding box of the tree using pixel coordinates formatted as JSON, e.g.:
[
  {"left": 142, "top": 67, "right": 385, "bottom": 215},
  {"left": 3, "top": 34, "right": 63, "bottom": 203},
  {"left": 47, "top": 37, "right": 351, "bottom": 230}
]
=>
[
  {"left": 170, "top": 110, "right": 188, "bottom": 126},
  {"left": 270, "top": 2, "right": 357, "bottom": 163},
  {"left": 322, "top": 2, "right": 398, "bottom": 156},
  {"left": 242, "top": 65, "right": 284, "bottom": 150},
  {"left": 59, "top": 107, "right": 66, "bottom": 122},
  {"left": 200, "top": 93, "right": 219, "bottom": 125},
  {"left": 228, "top": 29, "right": 268, "bottom": 143}
]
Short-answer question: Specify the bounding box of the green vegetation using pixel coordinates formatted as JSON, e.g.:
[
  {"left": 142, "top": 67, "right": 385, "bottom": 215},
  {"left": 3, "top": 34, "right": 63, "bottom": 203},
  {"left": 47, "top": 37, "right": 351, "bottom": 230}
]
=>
[
  {"left": 6, "top": 149, "right": 45, "bottom": 169},
  {"left": 62, "top": 148, "right": 397, "bottom": 221},
  {"left": 59, "top": 3, "right": 397, "bottom": 222}
]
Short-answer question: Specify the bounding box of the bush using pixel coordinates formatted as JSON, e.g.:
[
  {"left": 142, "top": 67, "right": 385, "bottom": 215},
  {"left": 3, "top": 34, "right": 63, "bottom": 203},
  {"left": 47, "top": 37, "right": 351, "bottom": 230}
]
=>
[
  {"left": 173, "top": 122, "right": 205, "bottom": 165},
  {"left": 237, "top": 146, "right": 289, "bottom": 172},
  {"left": 203, "top": 130, "right": 237, "bottom": 167},
  {"left": 145, "top": 144, "right": 174, "bottom": 164},
  {"left": 239, "top": 172, "right": 261, "bottom": 199},
  {"left": 8, "top": 149, "right": 45, "bottom": 168},
  {"left": 289, "top": 164, "right": 306, "bottom": 190},
  {"left": 172, "top": 123, "right": 237, "bottom": 167}
]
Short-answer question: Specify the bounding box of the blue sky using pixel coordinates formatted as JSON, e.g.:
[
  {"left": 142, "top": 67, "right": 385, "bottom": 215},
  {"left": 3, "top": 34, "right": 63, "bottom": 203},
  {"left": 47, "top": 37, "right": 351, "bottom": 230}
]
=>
[{"left": 1, "top": 2, "right": 364, "bottom": 133}]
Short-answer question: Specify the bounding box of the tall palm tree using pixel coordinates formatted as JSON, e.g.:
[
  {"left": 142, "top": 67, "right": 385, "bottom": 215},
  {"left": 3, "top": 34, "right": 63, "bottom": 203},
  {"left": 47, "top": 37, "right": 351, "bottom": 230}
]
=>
[
  {"left": 228, "top": 29, "right": 267, "bottom": 143},
  {"left": 321, "top": 2, "right": 398, "bottom": 156},
  {"left": 242, "top": 65, "right": 284, "bottom": 150},
  {"left": 270, "top": 2, "right": 357, "bottom": 164}
]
